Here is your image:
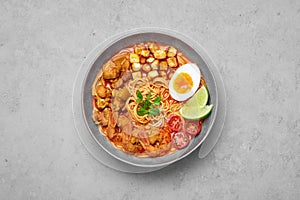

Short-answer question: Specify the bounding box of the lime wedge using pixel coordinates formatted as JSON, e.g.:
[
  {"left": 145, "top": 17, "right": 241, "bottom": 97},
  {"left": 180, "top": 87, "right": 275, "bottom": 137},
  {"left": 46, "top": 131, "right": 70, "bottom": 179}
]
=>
[
  {"left": 179, "top": 104, "right": 213, "bottom": 120},
  {"left": 185, "top": 85, "right": 209, "bottom": 107}
]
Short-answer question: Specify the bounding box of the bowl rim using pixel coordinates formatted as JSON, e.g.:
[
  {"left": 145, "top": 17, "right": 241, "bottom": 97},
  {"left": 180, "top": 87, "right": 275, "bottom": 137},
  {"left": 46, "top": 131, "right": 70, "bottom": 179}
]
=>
[{"left": 80, "top": 27, "right": 219, "bottom": 168}]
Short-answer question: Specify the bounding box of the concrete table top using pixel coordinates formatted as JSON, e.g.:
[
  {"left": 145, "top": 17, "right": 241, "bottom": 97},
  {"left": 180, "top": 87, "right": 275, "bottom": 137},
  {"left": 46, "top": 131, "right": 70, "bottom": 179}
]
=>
[{"left": 1, "top": 0, "right": 299, "bottom": 199}]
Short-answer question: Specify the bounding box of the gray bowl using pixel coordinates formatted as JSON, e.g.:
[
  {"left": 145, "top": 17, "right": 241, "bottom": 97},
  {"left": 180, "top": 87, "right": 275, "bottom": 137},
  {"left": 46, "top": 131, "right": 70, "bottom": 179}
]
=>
[{"left": 81, "top": 28, "right": 218, "bottom": 168}]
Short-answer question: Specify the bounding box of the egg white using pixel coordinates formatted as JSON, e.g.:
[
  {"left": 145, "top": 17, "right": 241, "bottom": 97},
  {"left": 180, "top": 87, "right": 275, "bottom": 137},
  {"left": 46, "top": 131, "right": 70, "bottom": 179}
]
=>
[{"left": 169, "top": 63, "right": 201, "bottom": 101}]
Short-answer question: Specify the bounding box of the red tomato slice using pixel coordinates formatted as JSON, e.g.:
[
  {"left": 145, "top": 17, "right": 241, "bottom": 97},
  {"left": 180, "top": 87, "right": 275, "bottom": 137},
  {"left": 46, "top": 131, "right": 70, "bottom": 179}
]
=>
[
  {"left": 166, "top": 114, "right": 183, "bottom": 132},
  {"left": 172, "top": 132, "right": 190, "bottom": 149},
  {"left": 184, "top": 120, "right": 202, "bottom": 136}
]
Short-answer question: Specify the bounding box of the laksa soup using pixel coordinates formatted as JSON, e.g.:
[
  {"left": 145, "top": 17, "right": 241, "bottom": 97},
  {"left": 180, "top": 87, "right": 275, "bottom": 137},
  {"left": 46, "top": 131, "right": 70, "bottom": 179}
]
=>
[{"left": 92, "top": 42, "right": 213, "bottom": 157}]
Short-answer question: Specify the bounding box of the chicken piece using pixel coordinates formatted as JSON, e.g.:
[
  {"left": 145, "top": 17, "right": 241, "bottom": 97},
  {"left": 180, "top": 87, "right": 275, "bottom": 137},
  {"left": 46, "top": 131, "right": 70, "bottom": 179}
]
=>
[
  {"left": 112, "top": 53, "right": 128, "bottom": 66},
  {"left": 108, "top": 110, "right": 117, "bottom": 128},
  {"left": 93, "top": 108, "right": 110, "bottom": 126},
  {"left": 103, "top": 61, "right": 119, "bottom": 78},
  {"left": 141, "top": 50, "right": 150, "bottom": 57},
  {"left": 106, "top": 126, "right": 116, "bottom": 139},
  {"left": 125, "top": 142, "right": 137, "bottom": 152},
  {"left": 96, "top": 98, "right": 108, "bottom": 110},
  {"left": 103, "top": 62, "right": 121, "bottom": 80},
  {"left": 154, "top": 50, "right": 167, "bottom": 59},
  {"left": 129, "top": 53, "right": 140, "bottom": 63},
  {"left": 132, "top": 63, "right": 141, "bottom": 71},
  {"left": 122, "top": 131, "right": 131, "bottom": 143},
  {"left": 112, "top": 78, "right": 123, "bottom": 88},
  {"left": 96, "top": 85, "right": 107, "bottom": 98},
  {"left": 121, "top": 59, "right": 130, "bottom": 72},
  {"left": 132, "top": 71, "right": 142, "bottom": 79},
  {"left": 146, "top": 57, "right": 155, "bottom": 63},
  {"left": 151, "top": 60, "right": 159, "bottom": 70},
  {"left": 92, "top": 109, "right": 102, "bottom": 125},
  {"left": 167, "top": 57, "right": 178, "bottom": 68},
  {"left": 142, "top": 64, "right": 151, "bottom": 72},
  {"left": 103, "top": 108, "right": 112, "bottom": 123},
  {"left": 159, "top": 61, "right": 168, "bottom": 71},
  {"left": 167, "top": 47, "right": 177, "bottom": 57},
  {"left": 148, "top": 71, "right": 159, "bottom": 79},
  {"left": 130, "top": 136, "right": 139, "bottom": 144}
]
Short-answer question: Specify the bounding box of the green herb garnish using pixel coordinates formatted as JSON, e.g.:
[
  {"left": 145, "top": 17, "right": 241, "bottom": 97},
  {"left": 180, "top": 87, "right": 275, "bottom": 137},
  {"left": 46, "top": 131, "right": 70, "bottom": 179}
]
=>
[
  {"left": 148, "top": 107, "right": 159, "bottom": 115},
  {"left": 136, "top": 90, "right": 161, "bottom": 116},
  {"left": 146, "top": 92, "right": 151, "bottom": 100},
  {"left": 153, "top": 96, "right": 161, "bottom": 105},
  {"left": 137, "top": 107, "right": 148, "bottom": 116},
  {"left": 136, "top": 90, "right": 143, "bottom": 103}
]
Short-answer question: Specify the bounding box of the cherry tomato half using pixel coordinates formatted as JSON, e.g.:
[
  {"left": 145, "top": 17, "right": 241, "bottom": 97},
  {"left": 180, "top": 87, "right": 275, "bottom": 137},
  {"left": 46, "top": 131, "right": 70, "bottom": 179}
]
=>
[
  {"left": 166, "top": 114, "right": 183, "bottom": 132},
  {"left": 184, "top": 120, "right": 202, "bottom": 136},
  {"left": 172, "top": 131, "right": 190, "bottom": 149}
]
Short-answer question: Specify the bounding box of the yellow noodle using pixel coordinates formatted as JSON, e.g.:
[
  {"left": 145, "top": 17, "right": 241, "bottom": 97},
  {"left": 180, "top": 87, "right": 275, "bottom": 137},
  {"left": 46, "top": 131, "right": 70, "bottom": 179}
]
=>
[{"left": 125, "top": 78, "right": 182, "bottom": 125}]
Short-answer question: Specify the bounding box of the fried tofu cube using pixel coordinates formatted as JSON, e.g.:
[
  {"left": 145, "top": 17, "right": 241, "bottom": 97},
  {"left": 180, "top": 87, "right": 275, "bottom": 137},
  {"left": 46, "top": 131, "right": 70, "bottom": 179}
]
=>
[
  {"left": 160, "top": 71, "right": 167, "bottom": 79},
  {"left": 167, "top": 57, "right": 178, "bottom": 68},
  {"left": 132, "top": 63, "right": 141, "bottom": 71},
  {"left": 151, "top": 60, "right": 159, "bottom": 70},
  {"left": 154, "top": 50, "right": 167, "bottom": 59},
  {"left": 159, "top": 61, "right": 168, "bottom": 70},
  {"left": 167, "top": 47, "right": 177, "bottom": 57},
  {"left": 148, "top": 71, "right": 159, "bottom": 79},
  {"left": 177, "top": 53, "right": 187, "bottom": 66},
  {"left": 141, "top": 50, "right": 150, "bottom": 57},
  {"left": 146, "top": 57, "right": 155, "bottom": 63},
  {"left": 142, "top": 64, "right": 151, "bottom": 72},
  {"left": 134, "top": 46, "right": 143, "bottom": 55},
  {"left": 129, "top": 53, "right": 140, "bottom": 63},
  {"left": 148, "top": 43, "right": 159, "bottom": 53},
  {"left": 132, "top": 71, "right": 142, "bottom": 79}
]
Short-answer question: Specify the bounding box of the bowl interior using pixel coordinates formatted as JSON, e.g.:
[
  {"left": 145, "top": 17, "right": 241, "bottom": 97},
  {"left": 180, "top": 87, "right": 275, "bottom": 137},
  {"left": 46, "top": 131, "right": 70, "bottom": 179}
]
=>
[{"left": 82, "top": 31, "right": 217, "bottom": 167}]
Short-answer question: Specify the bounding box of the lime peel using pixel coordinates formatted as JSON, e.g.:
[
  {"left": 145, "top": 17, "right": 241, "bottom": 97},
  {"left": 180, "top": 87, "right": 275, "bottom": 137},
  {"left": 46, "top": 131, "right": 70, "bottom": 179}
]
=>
[
  {"left": 179, "top": 85, "right": 213, "bottom": 120},
  {"left": 180, "top": 104, "right": 213, "bottom": 120}
]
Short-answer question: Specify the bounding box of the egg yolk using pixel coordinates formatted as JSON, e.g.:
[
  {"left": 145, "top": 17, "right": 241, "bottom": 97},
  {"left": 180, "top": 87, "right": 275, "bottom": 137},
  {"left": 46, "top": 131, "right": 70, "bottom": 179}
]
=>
[{"left": 173, "top": 72, "right": 193, "bottom": 94}]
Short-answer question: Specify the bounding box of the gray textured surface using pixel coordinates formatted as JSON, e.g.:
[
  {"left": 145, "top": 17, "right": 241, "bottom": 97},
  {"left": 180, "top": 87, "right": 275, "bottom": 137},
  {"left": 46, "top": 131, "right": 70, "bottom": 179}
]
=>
[{"left": 0, "top": 0, "right": 299, "bottom": 199}]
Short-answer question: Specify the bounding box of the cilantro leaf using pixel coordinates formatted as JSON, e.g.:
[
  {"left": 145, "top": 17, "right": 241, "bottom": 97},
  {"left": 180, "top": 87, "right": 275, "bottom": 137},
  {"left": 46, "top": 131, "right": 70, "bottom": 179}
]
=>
[
  {"left": 137, "top": 107, "right": 148, "bottom": 116},
  {"left": 153, "top": 96, "right": 161, "bottom": 105},
  {"left": 137, "top": 90, "right": 143, "bottom": 101},
  {"left": 144, "top": 100, "right": 152, "bottom": 109},
  {"left": 135, "top": 91, "right": 161, "bottom": 116},
  {"left": 149, "top": 108, "right": 159, "bottom": 116},
  {"left": 146, "top": 92, "right": 151, "bottom": 100}
]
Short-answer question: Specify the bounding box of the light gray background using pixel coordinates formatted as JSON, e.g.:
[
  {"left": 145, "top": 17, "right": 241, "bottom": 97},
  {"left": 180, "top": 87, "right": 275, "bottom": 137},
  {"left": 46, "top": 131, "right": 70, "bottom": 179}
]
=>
[{"left": 0, "top": 0, "right": 299, "bottom": 199}]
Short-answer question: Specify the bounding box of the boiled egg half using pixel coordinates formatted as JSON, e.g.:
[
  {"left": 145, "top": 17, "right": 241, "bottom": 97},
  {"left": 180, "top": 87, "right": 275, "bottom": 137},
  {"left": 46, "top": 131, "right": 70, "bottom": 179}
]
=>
[{"left": 169, "top": 63, "right": 201, "bottom": 101}]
